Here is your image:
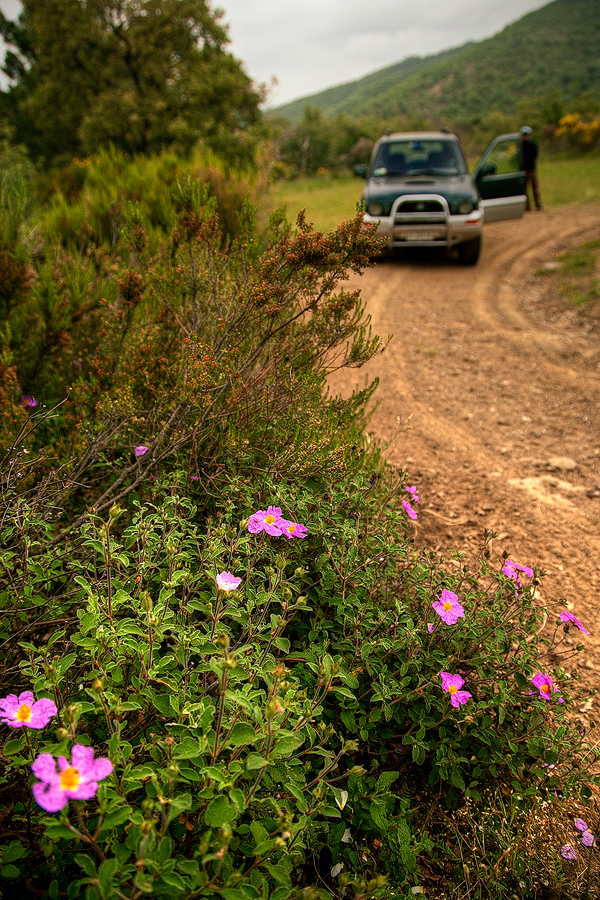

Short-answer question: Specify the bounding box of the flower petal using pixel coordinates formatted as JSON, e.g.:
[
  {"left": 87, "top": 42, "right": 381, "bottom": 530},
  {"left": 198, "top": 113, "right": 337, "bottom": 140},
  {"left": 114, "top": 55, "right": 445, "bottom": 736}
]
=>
[{"left": 32, "top": 780, "right": 67, "bottom": 813}]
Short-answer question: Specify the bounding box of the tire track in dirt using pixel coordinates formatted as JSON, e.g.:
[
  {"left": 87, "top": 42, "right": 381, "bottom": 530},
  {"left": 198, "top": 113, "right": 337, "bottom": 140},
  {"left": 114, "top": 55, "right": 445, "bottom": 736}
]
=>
[{"left": 332, "top": 203, "right": 600, "bottom": 697}]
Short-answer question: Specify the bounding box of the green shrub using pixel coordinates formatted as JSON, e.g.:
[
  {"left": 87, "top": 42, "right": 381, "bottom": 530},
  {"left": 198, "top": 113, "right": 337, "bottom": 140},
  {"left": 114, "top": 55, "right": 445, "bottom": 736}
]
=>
[{"left": 0, "top": 463, "right": 596, "bottom": 897}]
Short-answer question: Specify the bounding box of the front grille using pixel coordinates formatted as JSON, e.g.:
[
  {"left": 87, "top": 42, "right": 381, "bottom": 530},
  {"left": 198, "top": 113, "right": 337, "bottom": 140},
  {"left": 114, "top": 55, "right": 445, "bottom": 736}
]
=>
[{"left": 397, "top": 199, "right": 444, "bottom": 213}]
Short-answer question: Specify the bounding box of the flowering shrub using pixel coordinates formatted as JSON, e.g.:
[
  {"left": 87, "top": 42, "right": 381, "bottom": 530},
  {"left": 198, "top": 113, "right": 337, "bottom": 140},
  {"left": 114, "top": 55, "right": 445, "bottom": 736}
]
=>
[{"left": 0, "top": 467, "right": 597, "bottom": 895}]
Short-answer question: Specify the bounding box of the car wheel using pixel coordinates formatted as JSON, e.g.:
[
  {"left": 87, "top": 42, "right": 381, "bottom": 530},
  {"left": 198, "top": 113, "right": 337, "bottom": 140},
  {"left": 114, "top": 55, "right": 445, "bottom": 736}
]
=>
[{"left": 458, "top": 236, "right": 482, "bottom": 266}]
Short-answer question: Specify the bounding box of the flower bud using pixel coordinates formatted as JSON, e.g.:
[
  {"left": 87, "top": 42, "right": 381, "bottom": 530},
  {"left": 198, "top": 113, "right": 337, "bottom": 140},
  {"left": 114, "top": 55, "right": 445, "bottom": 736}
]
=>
[
  {"left": 63, "top": 704, "right": 78, "bottom": 725},
  {"left": 140, "top": 591, "right": 153, "bottom": 612},
  {"left": 276, "top": 555, "right": 286, "bottom": 571},
  {"left": 92, "top": 678, "right": 104, "bottom": 694},
  {"left": 240, "top": 518, "right": 250, "bottom": 531},
  {"left": 216, "top": 633, "right": 230, "bottom": 649},
  {"left": 349, "top": 765, "right": 366, "bottom": 776},
  {"left": 295, "top": 567, "right": 306, "bottom": 577},
  {"left": 265, "top": 566, "right": 275, "bottom": 577},
  {"left": 56, "top": 727, "right": 69, "bottom": 740},
  {"left": 166, "top": 762, "right": 179, "bottom": 778},
  {"left": 109, "top": 503, "right": 124, "bottom": 521},
  {"left": 273, "top": 837, "right": 286, "bottom": 850}
]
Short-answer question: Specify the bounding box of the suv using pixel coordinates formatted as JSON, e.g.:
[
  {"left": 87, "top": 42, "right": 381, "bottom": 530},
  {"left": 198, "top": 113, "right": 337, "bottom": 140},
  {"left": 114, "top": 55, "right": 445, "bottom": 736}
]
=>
[{"left": 354, "top": 131, "right": 527, "bottom": 265}]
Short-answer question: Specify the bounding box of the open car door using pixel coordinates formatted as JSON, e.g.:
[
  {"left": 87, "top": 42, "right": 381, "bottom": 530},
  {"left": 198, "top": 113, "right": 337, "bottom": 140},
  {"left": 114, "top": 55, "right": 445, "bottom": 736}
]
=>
[{"left": 472, "top": 133, "right": 527, "bottom": 223}]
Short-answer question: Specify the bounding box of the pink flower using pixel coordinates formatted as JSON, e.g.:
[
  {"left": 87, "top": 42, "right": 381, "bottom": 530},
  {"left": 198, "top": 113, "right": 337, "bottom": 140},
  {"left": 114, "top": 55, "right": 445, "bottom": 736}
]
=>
[
  {"left": 561, "top": 844, "right": 577, "bottom": 860},
  {"left": 427, "top": 623, "right": 436, "bottom": 634},
  {"left": 440, "top": 672, "right": 472, "bottom": 708},
  {"left": 0, "top": 692, "right": 57, "bottom": 729},
  {"left": 191, "top": 475, "right": 200, "bottom": 481},
  {"left": 403, "top": 499, "right": 418, "bottom": 520},
  {"left": 406, "top": 486, "right": 419, "bottom": 503},
  {"left": 574, "top": 818, "right": 589, "bottom": 832},
  {"left": 279, "top": 519, "right": 308, "bottom": 539},
  {"left": 216, "top": 571, "right": 242, "bottom": 591},
  {"left": 20, "top": 394, "right": 37, "bottom": 408},
  {"left": 503, "top": 559, "right": 534, "bottom": 580},
  {"left": 135, "top": 445, "right": 148, "bottom": 457},
  {"left": 531, "top": 671, "right": 561, "bottom": 701},
  {"left": 560, "top": 610, "right": 590, "bottom": 634},
  {"left": 432, "top": 590, "right": 465, "bottom": 625},
  {"left": 248, "top": 506, "right": 284, "bottom": 536},
  {"left": 31, "top": 745, "right": 113, "bottom": 813},
  {"left": 581, "top": 831, "right": 596, "bottom": 848}
]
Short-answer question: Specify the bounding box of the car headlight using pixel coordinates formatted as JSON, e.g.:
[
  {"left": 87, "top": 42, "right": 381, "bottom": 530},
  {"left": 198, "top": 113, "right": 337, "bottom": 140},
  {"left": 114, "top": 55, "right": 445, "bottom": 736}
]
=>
[
  {"left": 458, "top": 200, "right": 474, "bottom": 215},
  {"left": 367, "top": 201, "right": 384, "bottom": 217}
]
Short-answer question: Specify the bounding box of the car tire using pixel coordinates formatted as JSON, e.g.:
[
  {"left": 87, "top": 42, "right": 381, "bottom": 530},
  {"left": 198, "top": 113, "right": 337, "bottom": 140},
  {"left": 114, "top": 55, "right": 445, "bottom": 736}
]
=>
[{"left": 458, "top": 236, "right": 482, "bottom": 266}]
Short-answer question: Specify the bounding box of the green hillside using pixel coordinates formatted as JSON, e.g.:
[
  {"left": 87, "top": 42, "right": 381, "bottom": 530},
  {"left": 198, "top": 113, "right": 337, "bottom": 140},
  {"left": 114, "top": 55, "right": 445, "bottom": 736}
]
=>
[
  {"left": 275, "top": 0, "right": 600, "bottom": 125},
  {"left": 274, "top": 44, "right": 474, "bottom": 124}
]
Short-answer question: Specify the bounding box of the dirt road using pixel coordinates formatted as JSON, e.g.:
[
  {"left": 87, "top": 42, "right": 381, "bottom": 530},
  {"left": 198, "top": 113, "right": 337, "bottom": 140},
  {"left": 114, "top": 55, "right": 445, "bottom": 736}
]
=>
[{"left": 333, "top": 204, "right": 600, "bottom": 693}]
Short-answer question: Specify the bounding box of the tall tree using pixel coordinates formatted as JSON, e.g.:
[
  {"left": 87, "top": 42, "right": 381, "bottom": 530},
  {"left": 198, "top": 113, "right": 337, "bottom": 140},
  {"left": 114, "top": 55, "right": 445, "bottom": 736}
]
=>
[{"left": 0, "top": 0, "right": 264, "bottom": 166}]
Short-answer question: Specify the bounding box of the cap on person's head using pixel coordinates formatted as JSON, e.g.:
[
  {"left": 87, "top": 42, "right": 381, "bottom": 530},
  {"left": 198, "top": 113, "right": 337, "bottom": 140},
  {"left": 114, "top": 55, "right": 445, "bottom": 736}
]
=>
[{"left": 520, "top": 125, "right": 533, "bottom": 135}]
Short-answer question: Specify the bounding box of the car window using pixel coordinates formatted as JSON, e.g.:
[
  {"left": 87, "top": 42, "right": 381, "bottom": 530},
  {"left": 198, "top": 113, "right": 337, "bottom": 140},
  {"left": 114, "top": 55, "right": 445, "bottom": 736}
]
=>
[
  {"left": 484, "top": 139, "right": 522, "bottom": 174},
  {"left": 372, "top": 140, "right": 467, "bottom": 176}
]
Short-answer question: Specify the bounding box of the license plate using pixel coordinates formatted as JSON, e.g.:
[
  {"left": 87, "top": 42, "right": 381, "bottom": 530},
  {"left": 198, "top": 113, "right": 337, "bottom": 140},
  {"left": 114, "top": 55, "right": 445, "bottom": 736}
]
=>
[{"left": 402, "top": 230, "right": 440, "bottom": 241}]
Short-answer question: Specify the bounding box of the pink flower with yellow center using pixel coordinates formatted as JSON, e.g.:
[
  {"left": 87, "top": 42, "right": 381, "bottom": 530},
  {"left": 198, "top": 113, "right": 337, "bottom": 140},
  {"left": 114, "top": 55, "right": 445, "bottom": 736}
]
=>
[
  {"left": 216, "top": 571, "right": 242, "bottom": 591},
  {"left": 279, "top": 519, "right": 308, "bottom": 539},
  {"left": 531, "top": 671, "right": 562, "bottom": 702},
  {"left": 0, "top": 691, "right": 57, "bottom": 729},
  {"left": 31, "top": 745, "right": 113, "bottom": 813},
  {"left": 432, "top": 590, "right": 465, "bottom": 625},
  {"left": 440, "top": 672, "right": 472, "bottom": 708},
  {"left": 248, "top": 506, "right": 284, "bottom": 537}
]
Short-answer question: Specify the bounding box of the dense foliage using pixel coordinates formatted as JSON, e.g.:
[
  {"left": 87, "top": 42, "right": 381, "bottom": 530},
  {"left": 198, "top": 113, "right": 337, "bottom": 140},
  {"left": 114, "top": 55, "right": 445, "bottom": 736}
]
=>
[
  {"left": 1, "top": 150, "right": 599, "bottom": 898},
  {"left": 0, "top": 0, "right": 264, "bottom": 167}
]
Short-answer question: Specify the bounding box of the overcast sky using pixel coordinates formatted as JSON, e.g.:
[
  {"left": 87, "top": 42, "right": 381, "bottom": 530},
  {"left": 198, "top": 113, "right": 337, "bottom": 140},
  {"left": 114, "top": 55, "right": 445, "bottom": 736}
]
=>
[{"left": 0, "top": 0, "right": 550, "bottom": 106}]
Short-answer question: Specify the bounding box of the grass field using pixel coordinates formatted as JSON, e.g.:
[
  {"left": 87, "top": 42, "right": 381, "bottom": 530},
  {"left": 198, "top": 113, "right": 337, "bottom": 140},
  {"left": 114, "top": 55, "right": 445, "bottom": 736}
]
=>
[{"left": 272, "top": 155, "right": 600, "bottom": 233}]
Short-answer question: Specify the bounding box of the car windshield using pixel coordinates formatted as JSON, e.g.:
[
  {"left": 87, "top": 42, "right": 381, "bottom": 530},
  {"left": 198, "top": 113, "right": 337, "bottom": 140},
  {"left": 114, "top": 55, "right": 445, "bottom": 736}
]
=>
[{"left": 371, "top": 139, "right": 467, "bottom": 177}]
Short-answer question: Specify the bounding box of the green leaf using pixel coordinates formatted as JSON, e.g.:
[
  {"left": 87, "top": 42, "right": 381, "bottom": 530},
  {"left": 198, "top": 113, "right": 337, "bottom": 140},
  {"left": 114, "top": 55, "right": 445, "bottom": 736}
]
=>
[
  {"left": 270, "top": 889, "right": 293, "bottom": 900},
  {"left": 320, "top": 806, "right": 341, "bottom": 818},
  {"left": 227, "top": 723, "right": 257, "bottom": 747},
  {"left": 286, "top": 784, "right": 307, "bottom": 811},
  {"left": 3, "top": 738, "right": 26, "bottom": 756},
  {"left": 450, "top": 773, "right": 465, "bottom": 791},
  {"left": 173, "top": 737, "right": 202, "bottom": 760},
  {"left": 204, "top": 795, "right": 237, "bottom": 827},
  {"left": 45, "top": 824, "right": 77, "bottom": 841},
  {"left": 159, "top": 872, "right": 186, "bottom": 892},
  {"left": 99, "top": 807, "right": 132, "bottom": 833},
  {"left": 331, "top": 686, "right": 355, "bottom": 699},
  {"left": 153, "top": 694, "right": 176, "bottom": 716},
  {"left": 0, "top": 865, "right": 21, "bottom": 879},
  {"left": 98, "top": 858, "right": 119, "bottom": 896},
  {"left": 74, "top": 854, "right": 97, "bottom": 877},
  {"left": 369, "top": 799, "right": 387, "bottom": 830},
  {"left": 246, "top": 753, "right": 269, "bottom": 770},
  {"left": 272, "top": 637, "right": 290, "bottom": 653},
  {"left": 1, "top": 841, "right": 26, "bottom": 863},
  {"left": 229, "top": 788, "right": 246, "bottom": 813},
  {"left": 375, "top": 771, "right": 399, "bottom": 793}
]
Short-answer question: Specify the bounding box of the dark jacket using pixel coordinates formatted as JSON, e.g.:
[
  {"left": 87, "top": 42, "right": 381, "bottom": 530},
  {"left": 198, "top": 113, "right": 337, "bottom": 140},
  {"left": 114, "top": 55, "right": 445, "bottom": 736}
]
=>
[{"left": 521, "top": 138, "right": 538, "bottom": 170}]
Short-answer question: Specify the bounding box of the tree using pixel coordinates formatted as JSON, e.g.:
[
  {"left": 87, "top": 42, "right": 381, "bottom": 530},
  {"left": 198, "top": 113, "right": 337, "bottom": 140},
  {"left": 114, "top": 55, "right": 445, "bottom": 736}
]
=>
[{"left": 0, "top": 0, "right": 264, "bottom": 166}]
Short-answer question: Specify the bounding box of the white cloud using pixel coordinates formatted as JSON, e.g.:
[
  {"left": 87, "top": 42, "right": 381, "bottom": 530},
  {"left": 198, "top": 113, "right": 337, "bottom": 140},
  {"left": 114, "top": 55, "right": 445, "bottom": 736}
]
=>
[{"left": 219, "top": 0, "right": 551, "bottom": 106}]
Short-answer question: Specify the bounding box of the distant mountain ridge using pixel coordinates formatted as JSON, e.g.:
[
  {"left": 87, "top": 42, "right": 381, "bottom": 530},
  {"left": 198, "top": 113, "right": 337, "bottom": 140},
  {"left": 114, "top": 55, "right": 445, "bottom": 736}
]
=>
[{"left": 274, "top": 0, "right": 600, "bottom": 125}]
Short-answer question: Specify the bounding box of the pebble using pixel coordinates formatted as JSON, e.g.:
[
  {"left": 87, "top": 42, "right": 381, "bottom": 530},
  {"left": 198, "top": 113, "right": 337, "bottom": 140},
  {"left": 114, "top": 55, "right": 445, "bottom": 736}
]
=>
[{"left": 548, "top": 456, "right": 577, "bottom": 471}]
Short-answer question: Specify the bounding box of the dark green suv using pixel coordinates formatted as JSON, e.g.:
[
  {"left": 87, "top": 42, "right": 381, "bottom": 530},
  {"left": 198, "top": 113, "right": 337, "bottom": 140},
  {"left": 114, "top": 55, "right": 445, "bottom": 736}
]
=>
[{"left": 355, "top": 131, "right": 527, "bottom": 265}]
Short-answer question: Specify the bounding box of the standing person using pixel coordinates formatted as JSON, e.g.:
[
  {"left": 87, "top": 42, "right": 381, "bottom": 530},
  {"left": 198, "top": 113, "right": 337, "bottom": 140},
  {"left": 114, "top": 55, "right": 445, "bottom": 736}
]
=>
[{"left": 520, "top": 125, "right": 543, "bottom": 211}]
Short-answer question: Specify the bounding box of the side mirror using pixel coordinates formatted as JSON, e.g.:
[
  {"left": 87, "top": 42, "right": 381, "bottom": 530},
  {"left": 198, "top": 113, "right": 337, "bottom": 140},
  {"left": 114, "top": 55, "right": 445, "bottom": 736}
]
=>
[
  {"left": 353, "top": 163, "right": 368, "bottom": 178},
  {"left": 478, "top": 161, "right": 497, "bottom": 178}
]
